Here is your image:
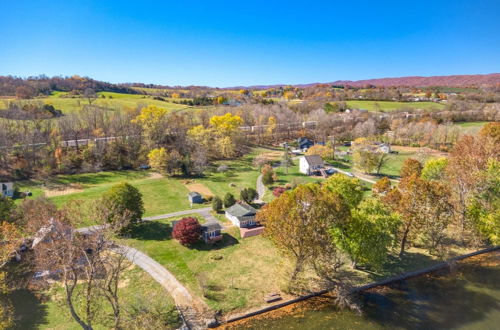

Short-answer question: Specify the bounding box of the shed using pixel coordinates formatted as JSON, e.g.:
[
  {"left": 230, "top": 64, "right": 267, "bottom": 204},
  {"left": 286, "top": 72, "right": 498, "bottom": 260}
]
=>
[
  {"left": 1, "top": 182, "right": 14, "bottom": 198},
  {"left": 188, "top": 191, "right": 203, "bottom": 204},
  {"left": 201, "top": 222, "right": 223, "bottom": 243}
]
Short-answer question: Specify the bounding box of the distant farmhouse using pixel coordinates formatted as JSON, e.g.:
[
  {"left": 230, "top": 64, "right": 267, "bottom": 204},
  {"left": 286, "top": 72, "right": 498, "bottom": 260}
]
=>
[
  {"left": 297, "top": 137, "right": 314, "bottom": 151},
  {"left": 299, "top": 155, "right": 325, "bottom": 175},
  {"left": 1, "top": 182, "right": 14, "bottom": 198}
]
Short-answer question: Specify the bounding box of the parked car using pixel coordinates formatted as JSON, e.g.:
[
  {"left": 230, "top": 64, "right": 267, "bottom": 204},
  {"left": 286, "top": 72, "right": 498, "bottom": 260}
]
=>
[
  {"left": 326, "top": 168, "right": 336, "bottom": 175},
  {"left": 345, "top": 172, "right": 355, "bottom": 177},
  {"left": 139, "top": 164, "right": 151, "bottom": 170}
]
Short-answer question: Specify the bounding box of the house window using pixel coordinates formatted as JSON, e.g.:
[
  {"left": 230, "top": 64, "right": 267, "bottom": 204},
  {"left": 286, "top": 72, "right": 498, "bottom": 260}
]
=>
[{"left": 208, "top": 231, "right": 219, "bottom": 238}]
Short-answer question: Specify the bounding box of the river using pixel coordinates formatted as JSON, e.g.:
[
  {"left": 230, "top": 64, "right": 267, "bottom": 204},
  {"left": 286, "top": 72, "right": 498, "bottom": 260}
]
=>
[{"left": 229, "top": 251, "right": 500, "bottom": 329}]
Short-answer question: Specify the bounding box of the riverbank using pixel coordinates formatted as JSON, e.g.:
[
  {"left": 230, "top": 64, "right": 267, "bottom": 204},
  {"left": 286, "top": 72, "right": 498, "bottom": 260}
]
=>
[{"left": 218, "top": 247, "right": 500, "bottom": 329}]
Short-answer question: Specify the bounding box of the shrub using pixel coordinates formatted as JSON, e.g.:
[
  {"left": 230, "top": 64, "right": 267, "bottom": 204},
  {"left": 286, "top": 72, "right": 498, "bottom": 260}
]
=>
[
  {"left": 212, "top": 196, "right": 223, "bottom": 212},
  {"left": 172, "top": 217, "right": 201, "bottom": 245},
  {"left": 272, "top": 186, "right": 286, "bottom": 197},
  {"left": 101, "top": 183, "right": 144, "bottom": 224},
  {"left": 262, "top": 171, "right": 275, "bottom": 186},
  {"left": 223, "top": 193, "right": 236, "bottom": 208},
  {"left": 240, "top": 188, "right": 258, "bottom": 204}
]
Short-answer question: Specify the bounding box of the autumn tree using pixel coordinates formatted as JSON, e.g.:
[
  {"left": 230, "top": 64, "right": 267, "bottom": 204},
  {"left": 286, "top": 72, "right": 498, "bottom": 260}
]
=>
[
  {"left": 306, "top": 144, "right": 332, "bottom": 159},
  {"left": 400, "top": 158, "right": 422, "bottom": 179},
  {"left": 257, "top": 183, "right": 350, "bottom": 282},
  {"left": 372, "top": 177, "right": 391, "bottom": 195},
  {"left": 131, "top": 105, "right": 169, "bottom": 148},
  {"left": 148, "top": 147, "right": 168, "bottom": 174},
  {"left": 323, "top": 174, "right": 363, "bottom": 209},
  {"left": 385, "top": 174, "right": 453, "bottom": 257},
  {"left": 421, "top": 157, "right": 448, "bottom": 181},
  {"left": 330, "top": 198, "right": 400, "bottom": 268},
  {"left": 172, "top": 217, "right": 201, "bottom": 245},
  {"left": 467, "top": 159, "right": 500, "bottom": 245}
]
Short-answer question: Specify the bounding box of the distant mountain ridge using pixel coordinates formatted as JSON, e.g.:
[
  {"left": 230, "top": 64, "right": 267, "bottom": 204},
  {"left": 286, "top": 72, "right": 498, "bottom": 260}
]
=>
[{"left": 236, "top": 73, "right": 500, "bottom": 89}]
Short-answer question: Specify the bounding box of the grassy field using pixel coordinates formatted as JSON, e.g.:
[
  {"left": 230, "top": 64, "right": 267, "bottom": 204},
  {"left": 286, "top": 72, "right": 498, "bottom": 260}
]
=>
[
  {"left": 126, "top": 222, "right": 291, "bottom": 312},
  {"left": 15, "top": 170, "right": 206, "bottom": 220},
  {"left": 453, "top": 121, "right": 488, "bottom": 135},
  {"left": 1, "top": 91, "right": 202, "bottom": 114},
  {"left": 14, "top": 148, "right": 270, "bottom": 219},
  {"left": 8, "top": 263, "right": 180, "bottom": 330},
  {"left": 346, "top": 100, "right": 445, "bottom": 111}
]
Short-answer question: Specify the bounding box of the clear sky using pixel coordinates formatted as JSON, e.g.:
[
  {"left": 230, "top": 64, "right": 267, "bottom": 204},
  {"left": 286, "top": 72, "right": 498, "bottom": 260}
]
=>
[{"left": 0, "top": 0, "right": 499, "bottom": 87}]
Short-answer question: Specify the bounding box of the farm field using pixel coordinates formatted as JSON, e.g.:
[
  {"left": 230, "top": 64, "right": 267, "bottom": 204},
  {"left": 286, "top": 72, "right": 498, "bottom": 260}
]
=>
[
  {"left": 0, "top": 91, "right": 206, "bottom": 114},
  {"left": 8, "top": 263, "right": 180, "bottom": 330},
  {"left": 125, "top": 222, "right": 291, "bottom": 312},
  {"left": 345, "top": 100, "right": 445, "bottom": 111}
]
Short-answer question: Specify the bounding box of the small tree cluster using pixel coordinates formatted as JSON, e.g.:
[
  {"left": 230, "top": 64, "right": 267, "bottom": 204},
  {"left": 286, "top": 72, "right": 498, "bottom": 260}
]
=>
[
  {"left": 240, "top": 188, "right": 258, "bottom": 204},
  {"left": 172, "top": 217, "right": 201, "bottom": 245}
]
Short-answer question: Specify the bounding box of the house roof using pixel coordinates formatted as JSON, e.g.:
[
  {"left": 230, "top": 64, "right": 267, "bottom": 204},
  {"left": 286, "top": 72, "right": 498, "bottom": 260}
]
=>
[
  {"left": 303, "top": 155, "right": 324, "bottom": 167},
  {"left": 202, "top": 222, "right": 223, "bottom": 232},
  {"left": 226, "top": 203, "right": 257, "bottom": 217},
  {"left": 188, "top": 191, "right": 201, "bottom": 197}
]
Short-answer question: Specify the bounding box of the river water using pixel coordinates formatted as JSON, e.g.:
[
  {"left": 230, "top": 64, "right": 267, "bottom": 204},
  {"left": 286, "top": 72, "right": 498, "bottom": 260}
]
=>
[{"left": 234, "top": 251, "right": 500, "bottom": 329}]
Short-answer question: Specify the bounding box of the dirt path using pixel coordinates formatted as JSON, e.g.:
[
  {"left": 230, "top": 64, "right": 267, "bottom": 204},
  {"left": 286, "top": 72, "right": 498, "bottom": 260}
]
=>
[
  {"left": 255, "top": 174, "right": 265, "bottom": 203},
  {"left": 115, "top": 245, "right": 212, "bottom": 329}
]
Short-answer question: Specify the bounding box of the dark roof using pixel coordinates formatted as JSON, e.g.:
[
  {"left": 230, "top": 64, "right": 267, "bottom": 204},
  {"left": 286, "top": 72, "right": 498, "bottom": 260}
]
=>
[
  {"left": 303, "top": 155, "right": 324, "bottom": 167},
  {"left": 226, "top": 203, "right": 257, "bottom": 217},
  {"left": 202, "top": 222, "right": 223, "bottom": 232},
  {"left": 188, "top": 191, "right": 201, "bottom": 197}
]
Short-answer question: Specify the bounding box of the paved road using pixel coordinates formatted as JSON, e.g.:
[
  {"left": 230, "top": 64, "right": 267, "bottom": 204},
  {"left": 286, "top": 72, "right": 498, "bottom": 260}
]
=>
[
  {"left": 143, "top": 207, "right": 212, "bottom": 221},
  {"left": 329, "top": 166, "right": 377, "bottom": 184}
]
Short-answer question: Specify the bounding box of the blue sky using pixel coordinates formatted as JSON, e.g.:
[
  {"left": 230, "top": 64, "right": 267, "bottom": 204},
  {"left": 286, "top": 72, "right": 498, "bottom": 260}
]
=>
[{"left": 0, "top": 0, "right": 499, "bottom": 87}]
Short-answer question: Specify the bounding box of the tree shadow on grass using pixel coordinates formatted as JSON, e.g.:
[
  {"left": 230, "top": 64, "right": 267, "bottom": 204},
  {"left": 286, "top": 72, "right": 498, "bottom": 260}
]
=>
[
  {"left": 192, "top": 233, "right": 239, "bottom": 251},
  {"left": 8, "top": 289, "right": 49, "bottom": 330},
  {"left": 128, "top": 221, "right": 171, "bottom": 241}
]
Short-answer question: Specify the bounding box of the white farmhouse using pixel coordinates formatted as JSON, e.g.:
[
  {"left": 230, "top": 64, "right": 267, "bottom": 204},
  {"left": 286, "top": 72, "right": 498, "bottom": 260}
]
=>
[
  {"left": 299, "top": 155, "right": 325, "bottom": 175},
  {"left": 1, "top": 182, "right": 14, "bottom": 198}
]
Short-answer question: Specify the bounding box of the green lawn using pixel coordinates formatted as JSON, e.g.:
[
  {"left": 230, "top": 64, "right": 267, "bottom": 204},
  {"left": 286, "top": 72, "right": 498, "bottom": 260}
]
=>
[
  {"left": 15, "top": 170, "right": 206, "bottom": 219},
  {"left": 8, "top": 263, "right": 180, "bottom": 330},
  {"left": 346, "top": 100, "right": 445, "bottom": 112},
  {"left": 125, "top": 221, "right": 291, "bottom": 312}
]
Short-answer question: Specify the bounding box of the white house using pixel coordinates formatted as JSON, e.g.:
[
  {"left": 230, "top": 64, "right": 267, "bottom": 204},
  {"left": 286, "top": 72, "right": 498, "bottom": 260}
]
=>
[
  {"left": 225, "top": 203, "right": 257, "bottom": 228},
  {"left": 1, "top": 182, "right": 14, "bottom": 198},
  {"left": 299, "top": 155, "right": 325, "bottom": 175}
]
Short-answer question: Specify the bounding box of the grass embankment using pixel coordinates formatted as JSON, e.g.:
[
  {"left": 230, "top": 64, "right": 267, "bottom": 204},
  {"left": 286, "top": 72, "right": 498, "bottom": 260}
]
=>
[
  {"left": 126, "top": 221, "right": 291, "bottom": 312},
  {"left": 9, "top": 264, "right": 180, "bottom": 330}
]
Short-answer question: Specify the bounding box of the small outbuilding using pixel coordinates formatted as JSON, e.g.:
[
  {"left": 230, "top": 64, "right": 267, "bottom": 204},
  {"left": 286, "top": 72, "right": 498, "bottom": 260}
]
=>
[
  {"left": 201, "top": 222, "right": 223, "bottom": 243},
  {"left": 1, "top": 182, "right": 14, "bottom": 198},
  {"left": 188, "top": 191, "right": 203, "bottom": 204}
]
